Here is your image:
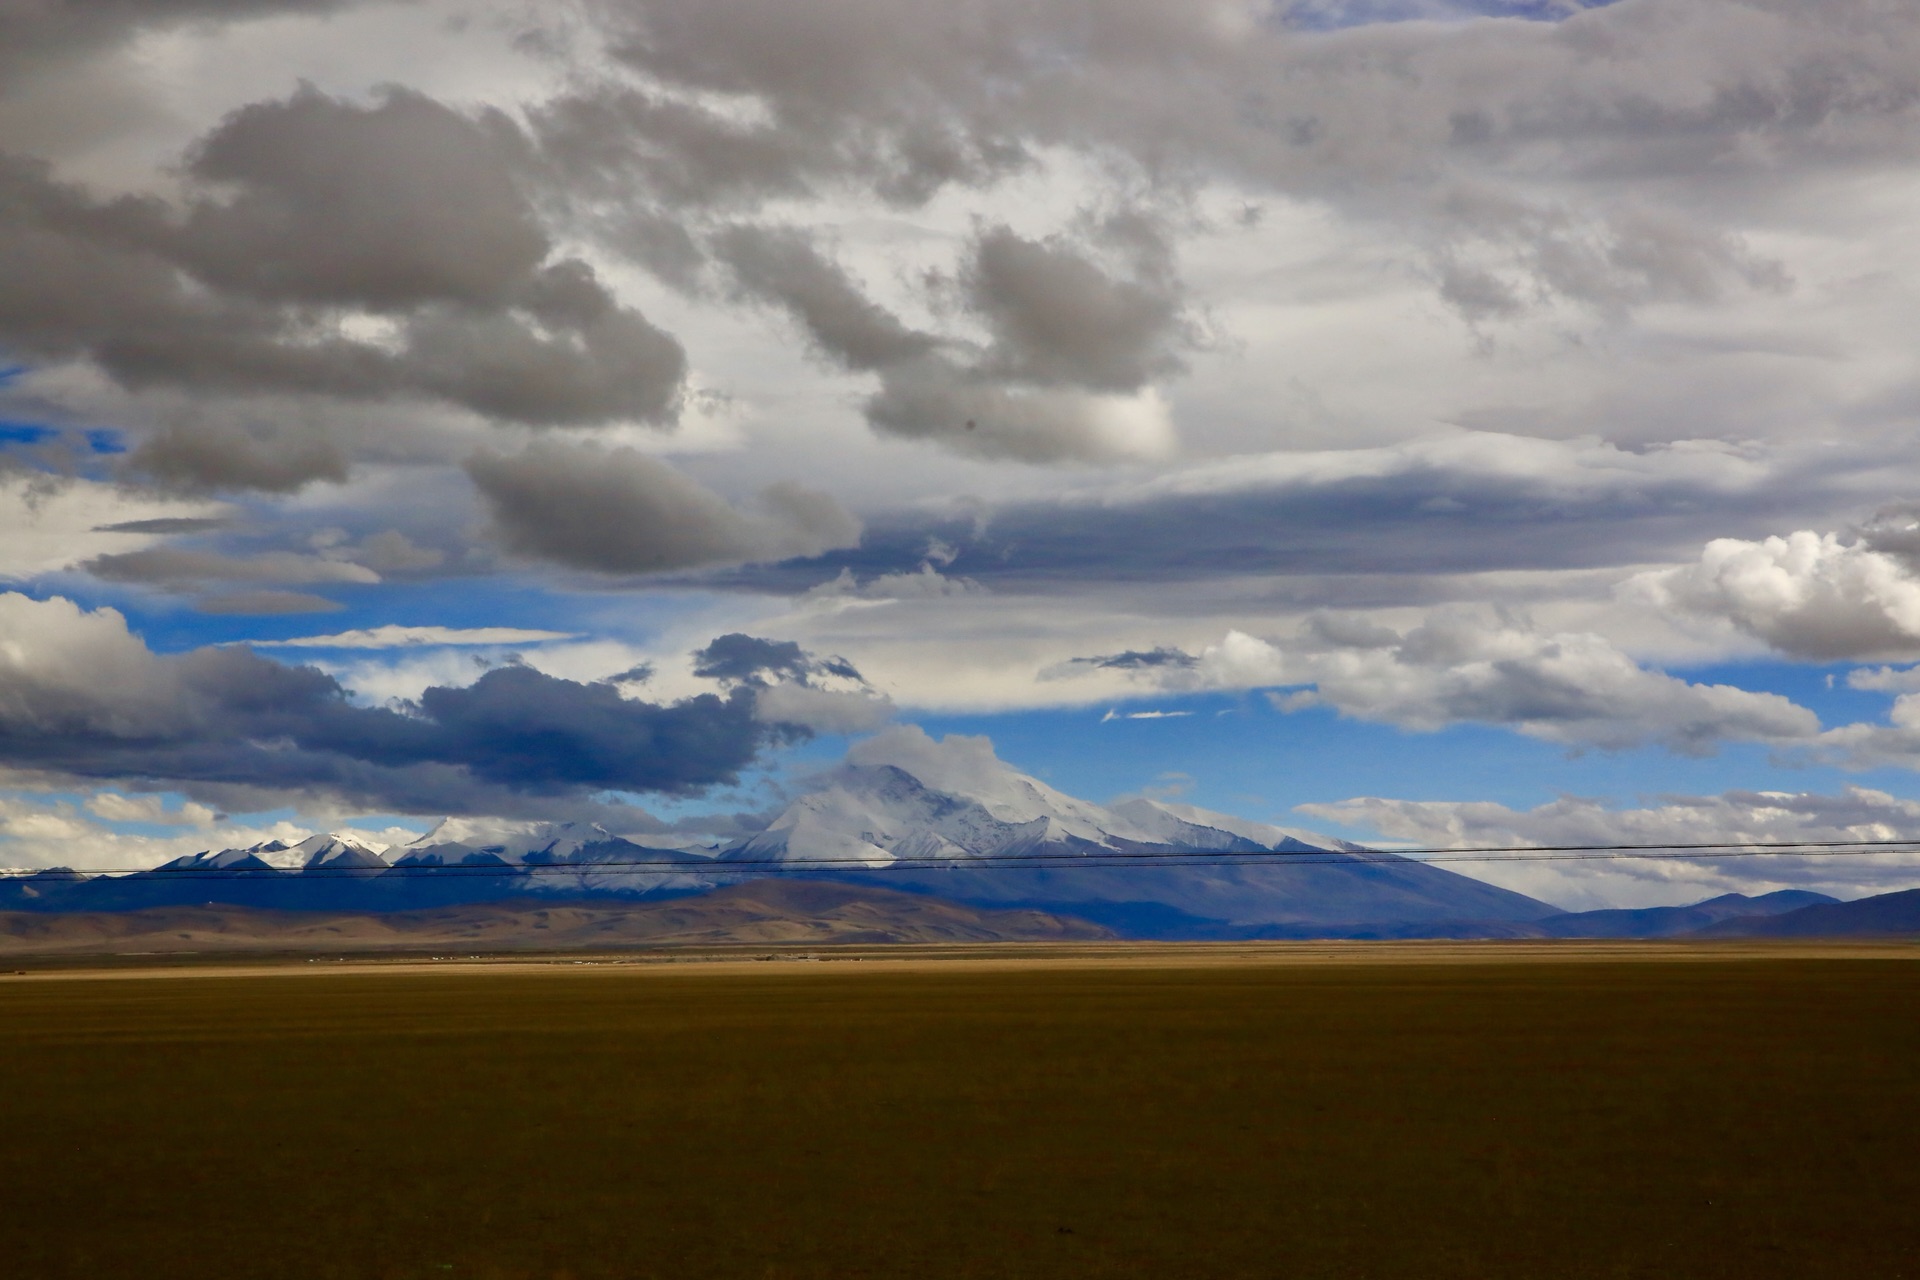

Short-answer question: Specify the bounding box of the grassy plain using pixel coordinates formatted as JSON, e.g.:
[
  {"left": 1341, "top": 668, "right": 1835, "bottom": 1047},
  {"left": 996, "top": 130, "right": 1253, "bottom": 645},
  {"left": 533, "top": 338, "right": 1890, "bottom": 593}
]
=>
[{"left": 0, "top": 943, "right": 1915, "bottom": 1279}]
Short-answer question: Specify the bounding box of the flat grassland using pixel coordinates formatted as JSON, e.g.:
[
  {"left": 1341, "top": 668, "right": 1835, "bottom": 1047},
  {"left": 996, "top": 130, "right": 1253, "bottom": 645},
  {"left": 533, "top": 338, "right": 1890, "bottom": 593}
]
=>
[{"left": 1, "top": 943, "right": 1915, "bottom": 1279}]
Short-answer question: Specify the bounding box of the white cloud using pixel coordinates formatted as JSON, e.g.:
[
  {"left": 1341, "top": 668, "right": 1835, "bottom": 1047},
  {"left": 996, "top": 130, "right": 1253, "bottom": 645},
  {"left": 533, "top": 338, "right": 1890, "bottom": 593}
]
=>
[
  {"left": 1632, "top": 531, "right": 1920, "bottom": 660},
  {"left": 1274, "top": 609, "right": 1818, "bottom": 753},
  {"left": 84, "top": 792, "right": 219, "bottom": 827},
  {"left": 1038, "top": 609, "right": 1817, "bottom": 754},
  {"left": 256, "top": 624, "right": 578, "bottom": 650},
  {"left": 85, "top": 547, "right": 381, "bottom": 588},
  {"left": 753, "top": 682, "right": 895, "bottom": 733},
  {"left": 0, "top": 592, "right": 185, "bottom": 737},
  {"left": 0, "top": 475, "right": 224, "bottom": 581},
  {"left": 1301, "top": 785, "right": 1920, "bottom": 910},
  {"left": 1193, "top": 630, "right": 1290, "bottom": 689},
  {"left": 804, "top": 564, "right": 986, "bottom": 603},
  {"left": 1092, "top": 430, "right": 1771, "bottom": 510},
  {"left": 0, "top": 786, "right": 418, "bottom": 872},
  {"left": 1848, "top": 665, "right": 1920, "bottom": 694},
  {"left": 468, "top": 443, "right": 863, "bottom": 574},
  {"left": 1807, "top": 692, "right": 1920, "bottom": 775}
]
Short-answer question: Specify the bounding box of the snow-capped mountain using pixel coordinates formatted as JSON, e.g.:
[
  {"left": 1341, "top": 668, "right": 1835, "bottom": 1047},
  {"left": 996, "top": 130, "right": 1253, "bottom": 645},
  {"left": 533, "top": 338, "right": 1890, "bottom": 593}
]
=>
[
  {"left": 298, "top": 835, "right": 389, "bottom": 871},
  {"left": 729, "top": 764, "right": 1326, "bottom": 865},
  {"left": 101, "top": 824, "right": 726, "bottom": 910},
  {"left": 714, "top": 727, "right": 1551, "bottom": 933},
  {"left": 729, "top": 727, "right": 1346, "bottom": 868},
  {"left": 395, "top": 820, "right": 625, "bottom": 867},
  {"left": 393, "top": 819, "right": 726, "bottom": 896},
  {"left": 12, "top": 727, "right": 1555, "bottom": 935},
  {"left": 157, "top": 834, "right": 385, "bottom": 874}
]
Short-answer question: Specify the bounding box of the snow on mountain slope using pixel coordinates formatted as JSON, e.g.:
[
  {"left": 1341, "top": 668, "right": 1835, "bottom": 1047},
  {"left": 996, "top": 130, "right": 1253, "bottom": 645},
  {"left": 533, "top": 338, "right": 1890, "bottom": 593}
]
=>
[
  {"left": 843, "top": 728, "right": 1140, "bottom": 842},
  {"left": 296, "top": 835, "right": 387, "bottom": 871},
  {"left": 732, "top": 764, "right": 1060, "bottom": 865},
  {"left": 397, "top": 819, "right": 669, "bottom": 865},
  {"left": 158, "top": 835, "right": 386, "bottom": 875},
  {"left": 156, "top": 845, "right": 285, "bottom": 874},
  {"left": 394, "top": 819, "right": 727, "bottom": 896},
  {"left": 727, "top": 726, "right": 1552, "bottom": 929},
  {"left": 733, "top": 726, "right": 1348, "bottom": 866},
  {"left": 1107, "top": 798, "right": 1352, "bottom": 853}
]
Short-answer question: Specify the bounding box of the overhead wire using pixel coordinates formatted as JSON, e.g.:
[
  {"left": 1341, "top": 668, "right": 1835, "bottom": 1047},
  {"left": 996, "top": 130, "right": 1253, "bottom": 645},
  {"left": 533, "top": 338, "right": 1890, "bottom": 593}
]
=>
[{"left": 6, "top": 836, "right": 1920, "bottom": 881}]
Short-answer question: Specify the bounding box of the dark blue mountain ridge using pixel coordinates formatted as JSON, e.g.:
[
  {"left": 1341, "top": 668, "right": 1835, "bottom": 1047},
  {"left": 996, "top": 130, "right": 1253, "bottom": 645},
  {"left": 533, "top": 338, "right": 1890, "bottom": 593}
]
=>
[
  {"left": 5, "top": 749, "right": 1905, "bottom": 939},
  {"left": 1690, "top": 886, "right": 1920, "bottom": 938}
]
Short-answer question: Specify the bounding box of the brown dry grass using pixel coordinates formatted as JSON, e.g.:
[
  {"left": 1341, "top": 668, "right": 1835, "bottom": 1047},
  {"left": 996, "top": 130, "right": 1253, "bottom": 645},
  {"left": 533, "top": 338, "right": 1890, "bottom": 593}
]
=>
[{"left": 0, "top": 945, "right": 1914, "bottom": 1278}]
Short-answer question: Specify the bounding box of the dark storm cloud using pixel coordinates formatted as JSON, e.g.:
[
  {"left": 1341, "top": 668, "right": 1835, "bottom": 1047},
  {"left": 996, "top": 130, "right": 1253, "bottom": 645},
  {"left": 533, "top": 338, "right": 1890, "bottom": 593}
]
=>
[
  {"left": 711, "top": 224, "right": 934, "bottom": 372},
  {"left": 1426, "top": 191, "right": 1791, "bottom": 326},
  {"left": 709, "top": 220, "right": 1184, "bottom": 463},
  {"left": 1858, "top": 504, "right": 1920, "bottom": 574},
  {"left": 553, "top": 0, "right": 1918, "bottom": 350},
  {"left": 690, "top": 633, "right": 884, "bottom": 733},
  {"left": 546, "top": 3, "right": 1037, "bottom": 210},
  {"left": 0, "top": 0, "right": 368, "bottom": 85},
  {"left": 90, "top": 516, "right": 232, "bottom": 536},
  {"left": 857, "top": 355, "right": 1173, "bottom": 463},
  {"left": 962, "top": 225, "right": 1188, "bottom": 393},
  {"left": 126, "top": 422, "right": 351, "bottom": 493},
  {"left": 405, "top": 664, "right": 781, "bottom": 793},
  {"left": 82, "top": 546, "right": 378, "bottom": 588},
  {"left": 692, "top": 632, "right": 863, "bottom": 685},
  {"left": 0, "top": 85, "right": 686, "bottom": 492},
  {"left": 560, "top": 0, "right": 1892, "bottom": 213},
  {"left": 692, "top": 633, "right": 811, "bottom": 683},
  {"left": 703, "top": 433, "right": 1880, "bottom": 596},
  {"left": 174, "top": 84, "right": 547, "bottom": 311},
  {"left": 12, "top": 0, "right": 1902, "bottom": 491},
  {"left": 0, "top": 593, "right": 792, "bottom": 814},
  {"left": 534, "top": 86, "right": 832, "bottom": 212},
  {"left": 863, "top": 219, "right": 1190, "bottom": 462},
  {"left": 193, "top": 590, "right": 345, "bottom": 615},
  {"left": 1079, "top": 647, "right": 1199, "bottom": 670},
  {"left": 466, "top": 440, "right": 861, "bottom": 574}
]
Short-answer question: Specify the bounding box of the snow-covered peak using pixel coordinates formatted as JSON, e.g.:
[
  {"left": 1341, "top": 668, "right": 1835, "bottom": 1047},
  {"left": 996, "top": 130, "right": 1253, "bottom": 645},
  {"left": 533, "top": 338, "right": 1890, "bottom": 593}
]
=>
[
  {"left": 844, "top": 726, "right": 1130, "bottom": 843},
  {"left": 395, "top": 819, "right": 701, "bottom": 868},
  {"left": 408, "top": 818, "right": 629, "bottom": 862},
  {"left": 520, "top": 822, "right": 618, "bottom": 860},
  {"left": 294, "top": 834, "right": 389, "bottom": 870},
  {"left": 153, "top": 835, "right": 390, "bottom": 874},
  {"left": 158, "top": 844, "right": 282, "bottom": 873},
  {"left": 744, "top": 729, "right": 1346, "bottom": 865},
  {"left": 412, "top": 815, "right": 544, "bottom": 850},
  {"left": 1108, "top": 798, "right": 1343, "bottom": 852}
]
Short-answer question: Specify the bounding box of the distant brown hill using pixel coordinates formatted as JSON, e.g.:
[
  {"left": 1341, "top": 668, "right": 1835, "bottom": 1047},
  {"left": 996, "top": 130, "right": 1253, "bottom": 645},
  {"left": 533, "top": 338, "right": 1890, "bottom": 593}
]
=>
[{"left": 0, "top": 881, "right": 1111, "bottom": 955}]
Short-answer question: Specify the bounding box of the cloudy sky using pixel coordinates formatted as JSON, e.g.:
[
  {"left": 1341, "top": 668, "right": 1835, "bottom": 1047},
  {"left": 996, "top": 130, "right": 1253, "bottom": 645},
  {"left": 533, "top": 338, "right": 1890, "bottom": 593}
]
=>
[{"left": 6, "top": 0, "right": 1920, "bottom": 908}]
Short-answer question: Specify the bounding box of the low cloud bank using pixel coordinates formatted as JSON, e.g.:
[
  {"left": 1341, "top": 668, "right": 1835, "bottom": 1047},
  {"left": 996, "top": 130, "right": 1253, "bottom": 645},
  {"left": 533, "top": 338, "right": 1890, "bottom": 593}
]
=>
[
  {"left": 0, "top": 592, "right": 805, "bottom": 816},
  {"left": 1303, "top": 785, "right": 1920, "bottom": 909}
]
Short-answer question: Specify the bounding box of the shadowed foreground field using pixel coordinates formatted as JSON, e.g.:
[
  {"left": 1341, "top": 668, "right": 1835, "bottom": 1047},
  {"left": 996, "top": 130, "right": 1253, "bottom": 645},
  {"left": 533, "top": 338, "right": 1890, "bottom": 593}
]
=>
[{"left": 1, "top": 947, "right": 1916, "bottom": 1278}]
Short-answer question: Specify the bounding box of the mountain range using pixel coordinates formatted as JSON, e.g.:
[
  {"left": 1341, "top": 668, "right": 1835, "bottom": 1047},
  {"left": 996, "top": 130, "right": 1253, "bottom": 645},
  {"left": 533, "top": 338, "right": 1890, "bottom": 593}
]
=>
[
  {"left": 0, "top": 734, "right": 1553, "bottom": 935},
  {"left": 2, "top": 730, "right": 1912, "bottom": 941}
]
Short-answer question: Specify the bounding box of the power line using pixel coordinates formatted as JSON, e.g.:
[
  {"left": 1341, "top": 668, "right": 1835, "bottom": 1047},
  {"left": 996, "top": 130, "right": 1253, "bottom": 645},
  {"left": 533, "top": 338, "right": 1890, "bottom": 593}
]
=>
[{"left": 7, "top": 837, "right": 1920, "bottom": 882}]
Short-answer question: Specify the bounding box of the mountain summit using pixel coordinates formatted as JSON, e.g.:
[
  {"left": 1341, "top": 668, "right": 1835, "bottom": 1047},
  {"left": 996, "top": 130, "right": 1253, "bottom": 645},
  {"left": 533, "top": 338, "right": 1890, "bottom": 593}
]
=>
[{"left": 734, "top": 729, "right": 1345, "bottom": 867}]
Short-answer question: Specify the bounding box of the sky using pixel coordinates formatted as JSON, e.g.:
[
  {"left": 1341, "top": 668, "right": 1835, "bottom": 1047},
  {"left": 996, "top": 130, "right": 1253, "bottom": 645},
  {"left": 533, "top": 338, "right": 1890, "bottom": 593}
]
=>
[{"left": 6, "top": 0, "right": 1920, "bottom": 909}]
